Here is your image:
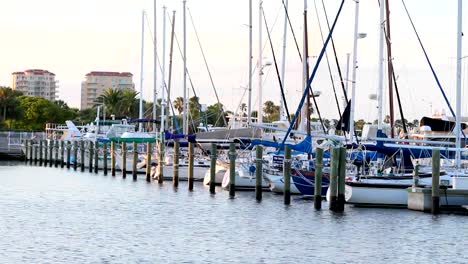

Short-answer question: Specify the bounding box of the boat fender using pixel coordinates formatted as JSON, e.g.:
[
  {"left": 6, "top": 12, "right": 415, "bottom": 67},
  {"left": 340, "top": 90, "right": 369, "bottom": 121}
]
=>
[{"left": 249, "top": 165, "right": 256, "bottom": 176}]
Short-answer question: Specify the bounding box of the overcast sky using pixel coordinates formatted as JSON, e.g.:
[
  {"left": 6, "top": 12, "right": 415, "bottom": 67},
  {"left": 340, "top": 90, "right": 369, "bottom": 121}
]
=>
[{"left": 1, "top": 0, "right": 467, "bottom": 122}]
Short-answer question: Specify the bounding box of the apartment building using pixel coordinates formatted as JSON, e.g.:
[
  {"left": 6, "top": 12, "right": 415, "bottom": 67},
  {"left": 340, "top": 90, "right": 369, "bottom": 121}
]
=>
[
  {"left": 12, "top": 69, "right": 58, "bottom": 101},
  {"left": 80, "top": 71, "right": 134, "bottom": 110}
]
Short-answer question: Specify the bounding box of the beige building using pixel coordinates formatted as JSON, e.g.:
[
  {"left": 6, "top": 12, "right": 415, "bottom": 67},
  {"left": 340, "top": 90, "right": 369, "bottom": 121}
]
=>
[
  {"left": 12, "top": 69, "right": 57, "bottom": 101},
  {"left": 80, "top": 71, "right": 134, "bottom": 110}
]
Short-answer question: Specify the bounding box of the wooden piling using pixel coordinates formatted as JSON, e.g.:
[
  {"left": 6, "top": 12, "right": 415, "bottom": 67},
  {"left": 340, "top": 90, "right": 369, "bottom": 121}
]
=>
[
  {"left": 432, "top": 149, "right": 440, "bottom": 214},
  {"left": 172, "top": 140, "right": 179, "bottom": 187},
  {"left": 39, "top": 140, "right": 43, "bottom": 166},
  {"left": 60, "top": 140, "right": 65, "bottom": 168},
  {"left": 94, "top": 143, "right": 99, "bottom": 174},
  {"left": 73, "top": 141, "right": 78, "bottom": 171},
  {"left": 34, "top": 144, "right": 38, "bottom": 165},
  {"left": 49, "top": 140, "right": 53, "bottom": 167},
  {"left": 188, "top": 142, "right": 194, "bottom": 191},
  {"left": 283, "top": 145, "right": 291, "bottom": 205},
  {"left": 44, "top": 140, "right": 48, "bottom": 166},
  {"left": 54, "top": 140, "right": 58, "bottom": 167},
  {"left": 229, "top": 142, "right": 236, "bottom": 198},
  {"left": 25, "top": 140, "right": 29, "bottom": 163},
  {"left": 80, "top": 141, "right": 85, "bottom": 172},
  {"left": 111, "top": 141, "right": 116, "bottom": 176},
  {"left": 122, "top": 141, "right": 127, "bottom": 178},
  {"left": 66, "top": 141, "right": 71, "bottom": 169},
  {"left": 337, "top": 147, "right": 347, "bottom": 212},
  {"left": 103, "top": 142, "right": 108, "bottom": 176},
  {"left": 255, "top": 146, "right": 263, "bottom": 201},
  {"left": 314, "top": 148, "right": 324, "bottom": 210},
  {"left": 210, "top": 143, "right": 217, "bottom": 194},
  {"left": 145, "top": 142, "right": 151, "bottom": 182},
  {"left": 328, "top": 147, "right": 340, "bottom": 211},
  {"left": 88, "top": 141, "right": 93, "bottom": 173},
  {"left": 132, "top": 141, "right": 137, "bottom": 180},
  {"left": 30, "top": 142, "right": 34, "bottom": 165},
  {"left": 157, "top": 141, "right": 164, "bottom": 184}
]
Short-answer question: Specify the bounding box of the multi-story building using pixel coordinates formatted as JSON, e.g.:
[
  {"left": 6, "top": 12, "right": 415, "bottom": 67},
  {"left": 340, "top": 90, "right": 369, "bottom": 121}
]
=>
[
  {"left": 12, "top": 69, "right": 58, "bottom": 101},
  {"left": 80, "top": 71, "right": 134, "bottom": 110}
]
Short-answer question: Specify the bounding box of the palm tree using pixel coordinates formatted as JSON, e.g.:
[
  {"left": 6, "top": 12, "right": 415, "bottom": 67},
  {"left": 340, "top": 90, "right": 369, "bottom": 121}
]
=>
[
  {"left": 173, "top": 97, "right": 184, "bottom": 115},
  {"left": 239, "top": 103, "right": 247, "bottom": 117},
  {"left": 263, "top": 100, "right": 279, "bottom": 122},
  {"left": 0, "top": 87, "right": 22, "bottom": 122},
  {"left": 119, "top": 89, "right": 139, "bottom": 117},
  {"left": 95, "top": 88, "right": 123, "bottom": 116}
]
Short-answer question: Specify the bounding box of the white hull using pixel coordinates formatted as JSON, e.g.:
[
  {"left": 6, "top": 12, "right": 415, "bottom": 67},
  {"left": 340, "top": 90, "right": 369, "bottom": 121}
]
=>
[
  {"left": 221, "top": 167, "right": 270, "bottom": 190},
  {"left": 264, "top": 173, "right": 301, "bottom": 194},
  {"left": 203, "top": 164, "right": 228, "bottom": 185}
]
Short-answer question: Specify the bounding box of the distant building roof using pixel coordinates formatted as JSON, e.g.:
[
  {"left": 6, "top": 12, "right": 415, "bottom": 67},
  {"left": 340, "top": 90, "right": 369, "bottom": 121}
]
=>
[
  {"left": 85, "top": 71, "right": 133, "bottom": 77},
  {"left": 12, "top": 69, "right": 55, "bottom": 76}
]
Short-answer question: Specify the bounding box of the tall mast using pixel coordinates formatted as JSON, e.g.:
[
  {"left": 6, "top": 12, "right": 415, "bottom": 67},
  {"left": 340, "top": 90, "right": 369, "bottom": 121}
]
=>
[
  {"left": 280, "top": 0, "right": 288, "bottom": 121},
  {"left": 349, "top": 0, "right": 360, "bottom": 142},
  {"left": 300, "top": 0, "right": 308, "bottom": 132},
  {"left": 161, "top": 6, "right": 167, "bottom": 134},
  {"left": 153, "top": 0, "right": 158, "bottom": 133},
  {"left": 257, "top": 0, "right": 263, "bottom": 124},
  {"left": 182, "top": 0, "right": 188, "bottom": 134},
  {"left": 455, "top": 0, "right": 462, "bottom": 169},
  {"left": 304, "top": 0, "right": 310, "bottom": 136},
  {"left": 247, "top": 0, "right": 253, "bottom": 124},
  {"left": 344, "top": 52, "right": 350, "bottom": 108},
  {"left": 377, "top": 0, "right": 385, "bottom": 132},
  {"left": 385, "top": 0, "right": 394, "bottom": 138},
  {"left": 139, "top": 10, "right": 145, "bottom": 132},
  {"left": 166, "top": 10, "right": 176, "bottom": 131}
]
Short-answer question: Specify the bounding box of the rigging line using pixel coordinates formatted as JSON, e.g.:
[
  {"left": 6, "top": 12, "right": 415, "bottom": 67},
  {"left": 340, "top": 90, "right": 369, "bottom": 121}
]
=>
[
  {"left": 167, "top": 12, "right": 205, "bottom": 130},
  {"left": 281, "top": 0, "right": 302, "bottom": 61},
  {"left": 401, "top": 0, "right": 466, "bottom": 140},
  {"left": 320, "top": 0, "right": 347, "bottom": 102},
  {"left": 314, "top": 0, "right": 342, "bottom": 124},
  {"left": 187, "top": 8, "right": 227, "bottom": 127},
  {"left": 261, "top": 7, "right": 292, "bottom": 124},
  {"left": 392, "top": 69, "right": 409, "bottom": 136},
  {"left": 146, "top": 12, "right": 182, "bottom": 133},
  {"left": 280, "top": 0, "right": 345, "bottom": 146}
]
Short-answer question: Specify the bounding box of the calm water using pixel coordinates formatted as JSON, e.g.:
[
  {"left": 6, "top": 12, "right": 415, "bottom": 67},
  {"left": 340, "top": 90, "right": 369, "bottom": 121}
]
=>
[{"left": 0, "top": 161, "right": 467, "bottom": 263}]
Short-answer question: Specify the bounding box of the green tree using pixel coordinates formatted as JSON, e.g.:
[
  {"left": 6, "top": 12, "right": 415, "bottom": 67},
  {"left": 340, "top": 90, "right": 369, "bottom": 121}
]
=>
[
  {"left": 263, "top": 100, "right": 280, "bottom": 122},
  {"left": 95, "top": 88, "right": 123, "bottom": 116},
  {"left": 206, "top": 103, "right": 226, "bottom": 127},
  {"left": 0, "top": 87, "right": 23, "bottom": 126},
  {"left": 15, "top": 96, "right": 63, "bottom": 130},
  {"left": 119, "top": 89, "right": 139, "bottom": 117}
]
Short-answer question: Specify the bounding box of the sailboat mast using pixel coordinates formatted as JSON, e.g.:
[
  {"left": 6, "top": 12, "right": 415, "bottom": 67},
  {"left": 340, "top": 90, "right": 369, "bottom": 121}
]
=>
[
  {"left": 258, "top": 0, "right": 263, "bottom": 124},
  {"left": 166, "top": 11, "right": 176, "bottom": 131},
  {"left": 247, "top": 0, "right": 253, "bottom": 124},
  {"left": 344, "top": 52, "right": 350, "bottom": 108},
  {"left": 300, "top": 0, "right": 308, "bottom": 132},
  {"left": 182, "top": 0, "right": 188, "bottom": 134},
  {"left": 304, "top": 0, "right": 310, "bottom": 136},
  {"left": 153, "top": 0, "right": 158, "bottom": 133},
  {"left": 385, "top": 0, "right": 394, "bottom": 138},
  {"left": 161, "top": 6, "right": 167, "bottom": 134},
  {"left": 349, "top": 0, "right": 360, "bottom": 142},
  {"left": 280, "top": 0, "right": 288, "bottom": 121},
  {"left": 139, "top": 10, "right": 145, "bottom": 132},
  {"left": 377, "top": 0, "right": 385, "bottom": 132},
  {"left": 456, "top": 0, "right": 462, "bottom": 169}
]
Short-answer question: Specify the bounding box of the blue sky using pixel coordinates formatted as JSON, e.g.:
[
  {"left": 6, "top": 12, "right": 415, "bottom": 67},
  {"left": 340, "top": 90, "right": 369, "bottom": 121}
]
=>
[{"left": 0, "top": 0, "right": 466, "bottom": 122}]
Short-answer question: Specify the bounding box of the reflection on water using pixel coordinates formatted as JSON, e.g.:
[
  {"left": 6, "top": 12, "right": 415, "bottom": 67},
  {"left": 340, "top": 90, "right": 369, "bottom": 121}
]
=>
[{"left": 0, "top": 162, "right": 467, "bottom": 263}]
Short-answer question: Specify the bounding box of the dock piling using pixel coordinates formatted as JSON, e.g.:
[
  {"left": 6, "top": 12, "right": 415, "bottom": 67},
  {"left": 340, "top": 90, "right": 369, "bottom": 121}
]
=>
[
  {"left": 173, "top": 140, "right": 179, "bottom": 187},
  {"left": 66, "top": 141, "right": 71, "bottom": 169},
  {"left": 80, "top": 141, "right": 85, "bottom": 172},
  {"left": 337, "top": 147, "right": 347, "bottom": 212},
  {"left": 54, "top": 140, "right": 58, "bottom": 167},
  {"left": 209, "top": 143, "right": 217, "bottom": 194},
  {"left": 73, "top": 141, "right": 78, "bottom": 171},
  {"left": 49, "top": 140, "right": 53, "bottom": 167},
  {"left": 94, "top": 143, "right": 99, "bottom": 174},
  {"left": 103, "top": 142, "right": 108, "bottom": 176},
  {"left": 25, "top": 140, "right": 29, "bottom": 163},
  {"left": 122, "top": 142, "right": 127, "bottom": 178},
  {"left": 432, "top": 149, "right": 440, "bottom": 214},
  {"left": 255, "top": 146, "right": 263, "bottom": 201},
  {"left": 39, "top": 140, "right": 43, "bottom": 166},
  {"left": 329, "top": 147, "right": 340, "bottom": 211},
  {"left": 188, "top": 142, "right": 194, "bottom": 191},
  {"left": 132, "top": 142, "right": 137, "bottom": 180},
  {"left": 283, "top": 146, "right": 291, "bottom": 205},
  {"left": 314, "top": 148, "right": 324, "bottom": 210},
  {"left": 157, "top": 141, "right": 164, "bottom": 184},
  {"left": 111, "top": 141, "right": 116, "bottom": 176},
  {"left": 44, "top": 140, "right": 48, "bottom": 166},
  {"left": 145, "top": 142, "right": 151, "bottom": 182},
  {"left": 88, "top": 141, "right": 93, "bottom": 173},
  {"left": 60, "top": 140, "right": 64, "bottom": 168},
  {"left": 229, "top": 143, "right": 236, "bottom": 198}
]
